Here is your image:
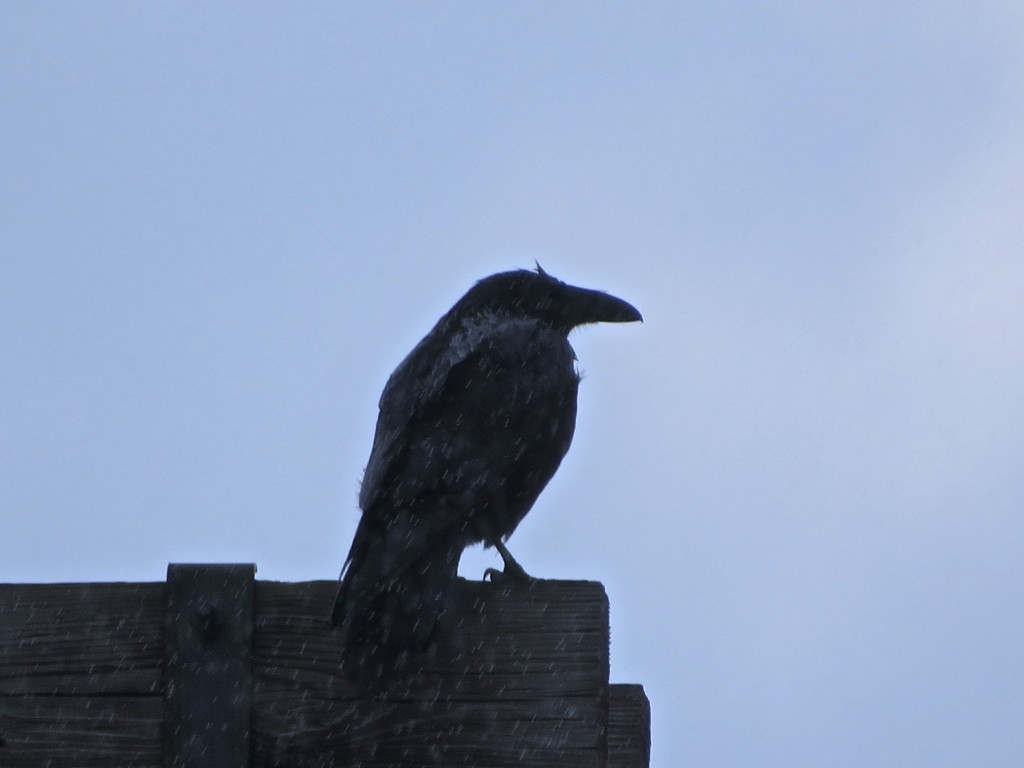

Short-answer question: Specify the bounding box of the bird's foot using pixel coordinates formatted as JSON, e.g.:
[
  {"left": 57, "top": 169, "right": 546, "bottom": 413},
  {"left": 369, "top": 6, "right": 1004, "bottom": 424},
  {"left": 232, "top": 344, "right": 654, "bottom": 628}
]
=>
[
  {"left": 483, "top": 561, "right": 533, "bottom": 584},
  {"left": 484, "top": 539, "right": 534, "bottom": 584}
]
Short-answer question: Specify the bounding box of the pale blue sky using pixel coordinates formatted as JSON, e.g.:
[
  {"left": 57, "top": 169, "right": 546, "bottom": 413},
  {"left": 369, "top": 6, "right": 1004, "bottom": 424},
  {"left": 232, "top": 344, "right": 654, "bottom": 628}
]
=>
[{"left": 3, "top": 4, "right": 1023, "bottom": 766}]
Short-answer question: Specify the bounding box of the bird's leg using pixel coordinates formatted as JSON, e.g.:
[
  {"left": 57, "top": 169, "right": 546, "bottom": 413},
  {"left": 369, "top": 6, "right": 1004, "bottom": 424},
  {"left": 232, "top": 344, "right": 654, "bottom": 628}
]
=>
[{"left": 484, "top": 539, "right": 534, "bottom": 583}]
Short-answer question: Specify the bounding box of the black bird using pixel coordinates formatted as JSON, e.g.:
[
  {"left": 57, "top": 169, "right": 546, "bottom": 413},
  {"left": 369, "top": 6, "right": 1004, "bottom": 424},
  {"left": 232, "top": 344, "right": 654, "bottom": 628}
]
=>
[{"left": 331, "top": 265, "right": 641, "bottom": 682}]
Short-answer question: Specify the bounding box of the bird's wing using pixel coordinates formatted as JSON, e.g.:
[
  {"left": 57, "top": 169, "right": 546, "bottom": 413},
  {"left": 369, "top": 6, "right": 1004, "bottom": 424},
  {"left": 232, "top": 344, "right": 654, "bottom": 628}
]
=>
[{"left": 357, "top": 315, "right": 576, "bottom": 523}]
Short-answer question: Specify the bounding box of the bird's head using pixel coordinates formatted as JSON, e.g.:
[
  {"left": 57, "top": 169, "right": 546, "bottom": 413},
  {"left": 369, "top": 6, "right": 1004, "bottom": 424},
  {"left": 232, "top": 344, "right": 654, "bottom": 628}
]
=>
[{"left": 452, "top": 265, "right": 642, "bottom": 334}]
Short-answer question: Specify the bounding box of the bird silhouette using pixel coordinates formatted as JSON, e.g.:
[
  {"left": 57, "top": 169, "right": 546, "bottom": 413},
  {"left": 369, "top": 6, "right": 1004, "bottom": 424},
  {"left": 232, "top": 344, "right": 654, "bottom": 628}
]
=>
[{"left": 331, "top": 265, "right": 641, "bottom": 682}]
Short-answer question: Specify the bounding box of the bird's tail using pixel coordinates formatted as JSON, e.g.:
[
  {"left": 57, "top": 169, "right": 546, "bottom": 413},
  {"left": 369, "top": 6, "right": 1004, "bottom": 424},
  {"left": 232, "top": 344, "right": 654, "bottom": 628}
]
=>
[{"left": 330, "top": 514, "right": 461, "bottom": 684}]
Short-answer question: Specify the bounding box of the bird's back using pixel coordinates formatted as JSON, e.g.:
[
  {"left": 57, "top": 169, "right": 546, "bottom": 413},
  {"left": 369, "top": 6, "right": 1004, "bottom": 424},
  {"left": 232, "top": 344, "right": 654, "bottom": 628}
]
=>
[{"left": 361, "top": 314, "right": 579, "bottom": 543}]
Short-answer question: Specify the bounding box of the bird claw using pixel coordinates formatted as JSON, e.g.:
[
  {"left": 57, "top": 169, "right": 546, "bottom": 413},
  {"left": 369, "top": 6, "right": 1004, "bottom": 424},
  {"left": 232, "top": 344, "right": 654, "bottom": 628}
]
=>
[
  {"left": 483, "top": 562, "right": 533, "bottom": 585},
  {"left": 485, "top": 538, "right": 534, "bottom": 584}
]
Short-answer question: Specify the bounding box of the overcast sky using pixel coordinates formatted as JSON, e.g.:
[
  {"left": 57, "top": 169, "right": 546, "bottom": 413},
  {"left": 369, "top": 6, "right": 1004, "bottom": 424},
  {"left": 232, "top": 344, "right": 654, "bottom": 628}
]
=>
[{"left": 2, "top": 4, "right": 1023, "bottom": 766}]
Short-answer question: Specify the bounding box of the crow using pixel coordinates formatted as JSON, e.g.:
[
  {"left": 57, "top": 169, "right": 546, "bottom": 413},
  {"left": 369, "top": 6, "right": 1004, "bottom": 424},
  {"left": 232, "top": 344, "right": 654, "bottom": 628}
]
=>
[{"left": 331, "top": 265, "right": 641, "bottom": 682}]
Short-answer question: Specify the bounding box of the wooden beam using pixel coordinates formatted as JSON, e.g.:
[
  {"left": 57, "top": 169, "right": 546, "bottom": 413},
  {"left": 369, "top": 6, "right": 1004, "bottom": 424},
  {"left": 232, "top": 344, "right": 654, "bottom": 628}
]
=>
[
  {"left": 608, "top": 684, "right": 651, "bottom": 768},
  {"left": 0, "top": 581, "right": 164, "bottom": 766},
  {"left": 251, "top": 578, "right": 610, "bottom": 767},
  {"left": 163, "top": 564, "right": 255, "bottom": 768},
  {"left": 0, "top": 571, "right": 648, "bottom": 767},
  {"left": 0, "top": 696, "right": 161, "bottom": 767},
  {"left": 0, "top": 581, "right": 164, "bottom": 695}
]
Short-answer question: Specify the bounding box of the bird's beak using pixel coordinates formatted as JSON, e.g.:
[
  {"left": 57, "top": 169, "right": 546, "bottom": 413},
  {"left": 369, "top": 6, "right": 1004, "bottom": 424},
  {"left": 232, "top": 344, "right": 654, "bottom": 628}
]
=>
[{"left": 564, "top": 284, "right": 643, "bottom": 326}]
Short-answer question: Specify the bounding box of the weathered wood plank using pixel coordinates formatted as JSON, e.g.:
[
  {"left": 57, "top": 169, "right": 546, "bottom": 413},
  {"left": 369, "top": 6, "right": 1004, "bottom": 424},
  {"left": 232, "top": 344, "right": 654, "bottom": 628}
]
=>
[
  {"left": 0, "top": 695, "right": 161, "bottom": 767},
  {"left": 0, "top": 575, "right": 643, "bottom": 767},
  {"left": 0, "top": 582, "right": 164, "bottom": 695},
  {"left": 250, "top": 578, "right": 610, "bottom": 768},
  {"left": 607, "top": 684, "right": 651, "bottom": 768},
  {"left": 164, "top": 563, "right": 255, "bottom": 768}
]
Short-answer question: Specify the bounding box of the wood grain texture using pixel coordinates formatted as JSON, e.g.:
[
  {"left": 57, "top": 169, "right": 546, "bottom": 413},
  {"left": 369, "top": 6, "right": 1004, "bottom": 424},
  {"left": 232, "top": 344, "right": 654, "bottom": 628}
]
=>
[
  {"left": 250, "top": 578, "right": 610, "bottom": 768},
  {"left": 0, "top": 575, "right": 649, "bottom": 767},
  {"left": 0, "top": 582, "right": 164, "bottom": 765},
  {"left": 0, "top": 582, "right": 164, "bottom": 695},
  {"left": 607, "top": 684, "right": 651, "bottom": 768},
  {"left": 0, "top": 695, "right": 161, "bottom": 767}
]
